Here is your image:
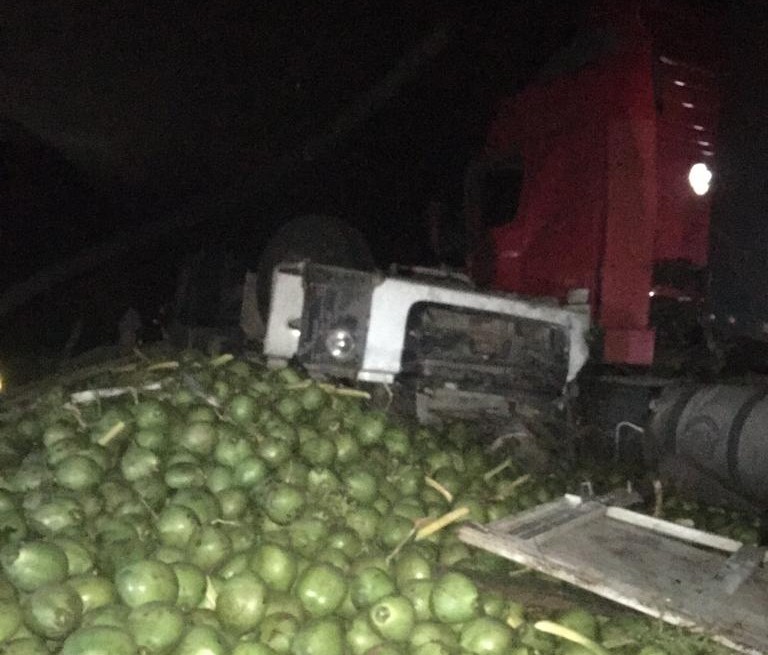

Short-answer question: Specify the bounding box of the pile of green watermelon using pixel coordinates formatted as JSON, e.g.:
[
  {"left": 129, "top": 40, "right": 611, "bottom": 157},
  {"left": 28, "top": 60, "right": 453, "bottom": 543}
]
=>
[{"left": 0, "top": 352, "right": 743, "bottom": 655}]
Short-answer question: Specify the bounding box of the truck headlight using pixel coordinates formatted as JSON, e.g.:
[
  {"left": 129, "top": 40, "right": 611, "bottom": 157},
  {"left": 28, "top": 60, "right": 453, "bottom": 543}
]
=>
[{"left": 325, "top": 327, "right": 356, "bottom": 361}]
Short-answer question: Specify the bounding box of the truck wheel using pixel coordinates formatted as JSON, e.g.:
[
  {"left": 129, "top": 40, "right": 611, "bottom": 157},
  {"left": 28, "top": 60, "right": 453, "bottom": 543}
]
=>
[{"left": 255, "top": 215, "right": 375, "bottom": 320}]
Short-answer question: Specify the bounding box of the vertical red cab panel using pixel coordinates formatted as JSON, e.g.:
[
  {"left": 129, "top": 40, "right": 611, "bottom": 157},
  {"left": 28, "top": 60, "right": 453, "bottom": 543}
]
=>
[{"left": 473, "top": 0, "right": 722, "bottom": 366}]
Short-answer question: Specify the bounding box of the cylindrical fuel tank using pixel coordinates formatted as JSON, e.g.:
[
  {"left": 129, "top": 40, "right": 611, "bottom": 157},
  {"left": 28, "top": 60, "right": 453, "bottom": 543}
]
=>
[{"left": 647, "top": 384, "right": 768, "bottom": 506}]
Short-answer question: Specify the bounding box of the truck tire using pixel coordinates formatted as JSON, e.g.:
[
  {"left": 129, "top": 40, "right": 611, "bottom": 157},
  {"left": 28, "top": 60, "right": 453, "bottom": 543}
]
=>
[{"left": 255, "top": 215, "right": 375, "bottom": 320}]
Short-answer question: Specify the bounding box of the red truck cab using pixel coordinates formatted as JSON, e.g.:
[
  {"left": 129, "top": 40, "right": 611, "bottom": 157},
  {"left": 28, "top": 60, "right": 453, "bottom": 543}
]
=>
[{"left": 466, "top": 0, "right": 723, "bottom": 366}]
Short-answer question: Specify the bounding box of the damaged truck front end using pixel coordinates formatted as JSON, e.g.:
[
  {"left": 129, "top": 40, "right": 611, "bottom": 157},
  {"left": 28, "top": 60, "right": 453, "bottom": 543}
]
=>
[{"left": 263, "top": 262, "right": 590, "bottom": 424}]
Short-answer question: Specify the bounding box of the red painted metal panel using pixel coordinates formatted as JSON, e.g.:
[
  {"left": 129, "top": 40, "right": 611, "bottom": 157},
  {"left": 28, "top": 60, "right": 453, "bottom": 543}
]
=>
[
  {"left": 483, "top": 54, "right": 615, "bottom": 304},
  {"left": 604, "top": 328, "right": 657, "bottom": 366},
  {"left": 470, "top": 0, "right": 723, "bottom": 365}
]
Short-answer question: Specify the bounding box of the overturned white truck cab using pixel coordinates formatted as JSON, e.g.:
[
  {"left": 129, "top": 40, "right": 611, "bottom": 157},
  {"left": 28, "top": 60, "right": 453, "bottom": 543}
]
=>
[{"left": 263, "top": 262, "right": 590, "bottom": 423}]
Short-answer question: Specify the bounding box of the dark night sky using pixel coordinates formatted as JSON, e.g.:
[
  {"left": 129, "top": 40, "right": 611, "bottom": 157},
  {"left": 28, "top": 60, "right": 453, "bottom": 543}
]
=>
[{"left": 1, "top": 1, "right": 574, "bottom": 194}]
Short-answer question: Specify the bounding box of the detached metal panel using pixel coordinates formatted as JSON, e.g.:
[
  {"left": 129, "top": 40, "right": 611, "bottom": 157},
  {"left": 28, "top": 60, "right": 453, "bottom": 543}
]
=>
[{"left": 459, "top": 494, "right": 768, "bottom": 655}]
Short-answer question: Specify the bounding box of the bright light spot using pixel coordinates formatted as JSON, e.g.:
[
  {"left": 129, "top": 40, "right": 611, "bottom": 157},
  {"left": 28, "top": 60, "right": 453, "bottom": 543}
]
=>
[
  {"left": 697, "top": 140, "right": 710, "bottom": 146},
  {"left": 682, "top": 102, "right": 694, "bottom": 109},
  {"left": 693, "top": 124, "right": 705, "bottom": 131},
  {"left": 325, "top": 328, "right": 356, "bottom": 360},
  {"left": 702, "top": 150, "right": 714, "bottom": 157},
  {"left": 688, "top": 162, "right": 713, "bottom": 196},
  {"left": 648, "top": 290, "right": 656, "bottom": 297},
  {"left": 673, "top": 80, "right": 686, "bottom": 87}
]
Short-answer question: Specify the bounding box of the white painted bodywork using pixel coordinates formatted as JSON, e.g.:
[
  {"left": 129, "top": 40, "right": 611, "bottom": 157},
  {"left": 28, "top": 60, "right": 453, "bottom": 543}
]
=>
[
  {"left": 263, "top": 266, "right": 304, "bottom": 366},
  {"left": 263, "top": 263, "right": 590, "bottom": 385}
]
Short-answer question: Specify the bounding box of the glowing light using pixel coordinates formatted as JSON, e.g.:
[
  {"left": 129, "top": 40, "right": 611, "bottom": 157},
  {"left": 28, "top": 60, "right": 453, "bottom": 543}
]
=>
[
  {"left": 688, "top": 162, "right": 712, "bottom": 196},
  {"left": 673, "top": 80, "right": 686, "bottom": 87},
  {"left": 697, "top": 140, "right": 710, "bottom": 147},
  {"left": 693, "top": 125, "right": 704, "bottom": 131},
  {"left": 648, "top": 291, "right": 656, "bottom": 297},
  {"left": 682, "top": 102, "right": 694, "bottom": 109}
]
